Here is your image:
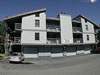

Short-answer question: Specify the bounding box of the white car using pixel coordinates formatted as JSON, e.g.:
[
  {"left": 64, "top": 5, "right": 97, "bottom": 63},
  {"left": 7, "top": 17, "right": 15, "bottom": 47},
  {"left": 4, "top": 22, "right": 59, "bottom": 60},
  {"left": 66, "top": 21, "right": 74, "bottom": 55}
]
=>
[{"left": 9, "top": 52, "right": 24, "bottom": 63}]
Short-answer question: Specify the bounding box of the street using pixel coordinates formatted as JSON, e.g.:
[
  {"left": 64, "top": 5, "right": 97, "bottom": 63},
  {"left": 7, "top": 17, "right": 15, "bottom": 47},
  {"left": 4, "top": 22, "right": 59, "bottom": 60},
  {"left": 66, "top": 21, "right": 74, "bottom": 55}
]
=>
[{"left": 0, "top": 54, "right": 100, "bottom": 75}]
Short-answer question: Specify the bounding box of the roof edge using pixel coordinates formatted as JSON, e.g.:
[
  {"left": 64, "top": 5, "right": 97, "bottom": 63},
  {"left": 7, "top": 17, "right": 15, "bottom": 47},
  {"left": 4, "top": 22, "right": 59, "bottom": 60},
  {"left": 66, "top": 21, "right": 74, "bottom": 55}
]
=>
[
  {"left": 73, "top": 14, "right": 99, "bottom": 28},
  {"left": 4, "top": 8, "right": 46, "bottom": 20}
]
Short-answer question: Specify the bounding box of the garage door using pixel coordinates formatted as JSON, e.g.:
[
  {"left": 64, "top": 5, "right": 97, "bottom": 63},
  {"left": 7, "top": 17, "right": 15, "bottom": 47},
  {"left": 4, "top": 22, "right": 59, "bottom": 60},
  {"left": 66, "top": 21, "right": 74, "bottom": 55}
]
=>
[
  {"left": 77, "top": 46, "right": 84, "bottom": 54},
  {"left": 38, "top": 47, "right": 51, "bottom": 56},
  {"left": 84, "top": 45, "right": 92, "bottom": 54},
  {"left": 65, "top": 46, "right": 76, "bottom": 56},
  {"left": 51, "top": 48, "right": 63, "bottom": 57},
  {"left": 23, "top": 47, "right": 38, "bottom": 58}
]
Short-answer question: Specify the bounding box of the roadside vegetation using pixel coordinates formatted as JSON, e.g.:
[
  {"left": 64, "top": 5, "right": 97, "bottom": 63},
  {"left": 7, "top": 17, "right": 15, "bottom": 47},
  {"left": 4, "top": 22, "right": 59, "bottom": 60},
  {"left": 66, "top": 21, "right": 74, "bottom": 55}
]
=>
[
  {"left": 0, "top": 21, "right": 7, "bottom": 55},
  {"left": 97, "top": 30, "right": 100, "bottom": 47}
]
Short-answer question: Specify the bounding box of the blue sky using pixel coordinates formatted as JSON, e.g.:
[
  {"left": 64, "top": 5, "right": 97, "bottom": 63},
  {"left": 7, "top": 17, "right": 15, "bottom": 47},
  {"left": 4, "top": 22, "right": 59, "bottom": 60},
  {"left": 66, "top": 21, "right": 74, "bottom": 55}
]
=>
[{"left": 0, "top": 0, "right": 100, "bottom": 24}]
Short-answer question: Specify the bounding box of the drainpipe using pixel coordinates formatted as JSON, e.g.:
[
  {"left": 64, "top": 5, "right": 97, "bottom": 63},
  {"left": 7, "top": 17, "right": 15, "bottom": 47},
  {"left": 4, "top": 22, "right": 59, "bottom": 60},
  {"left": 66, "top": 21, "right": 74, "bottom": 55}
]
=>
[
  {"left": 76, "top": 46, "right": 78, "bottom": 55},
  {"left": 63, "top": 45, "right": 67, "bottom": 56}
]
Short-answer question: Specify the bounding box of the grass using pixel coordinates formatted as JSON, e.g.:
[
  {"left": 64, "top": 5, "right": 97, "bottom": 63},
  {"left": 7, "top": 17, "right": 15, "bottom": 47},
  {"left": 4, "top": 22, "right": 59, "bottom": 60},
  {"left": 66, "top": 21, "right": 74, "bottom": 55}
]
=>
[{"left": 0, "top": 54, "right": 7, "bottom": 59}]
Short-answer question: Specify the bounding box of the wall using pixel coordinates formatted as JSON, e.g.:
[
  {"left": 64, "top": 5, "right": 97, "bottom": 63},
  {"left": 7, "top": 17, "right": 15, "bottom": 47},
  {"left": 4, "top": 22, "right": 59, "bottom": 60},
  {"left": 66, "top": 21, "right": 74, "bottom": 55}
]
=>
[
  {"left": 81, "top": 18, "right": 96, "bottom": 43},
  {"left": 60, "top": 14, "right": 73, "bottom": 44},
  {"left": 21, "top": 31, "right": 46, "bottom": 44},
  {"left": 22, "top": 12, "right": 46, "bottom": 30},
  {"left": 21, "top": 12, "right": 47, "bottom": 44}
]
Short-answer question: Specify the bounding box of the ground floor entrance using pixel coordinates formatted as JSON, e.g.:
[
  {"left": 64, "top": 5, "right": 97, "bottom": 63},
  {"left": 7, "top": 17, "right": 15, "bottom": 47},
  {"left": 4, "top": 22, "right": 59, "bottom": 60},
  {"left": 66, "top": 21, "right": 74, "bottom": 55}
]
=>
[{"left": 19, "top": 44, "right": 95, "bottom": 58}]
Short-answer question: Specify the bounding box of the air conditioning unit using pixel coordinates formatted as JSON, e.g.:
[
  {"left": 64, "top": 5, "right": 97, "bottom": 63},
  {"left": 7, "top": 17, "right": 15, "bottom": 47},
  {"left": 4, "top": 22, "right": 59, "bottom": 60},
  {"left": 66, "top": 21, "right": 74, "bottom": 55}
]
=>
[{"left": 77, "top": 41, "right": 80, "bottom": 43}]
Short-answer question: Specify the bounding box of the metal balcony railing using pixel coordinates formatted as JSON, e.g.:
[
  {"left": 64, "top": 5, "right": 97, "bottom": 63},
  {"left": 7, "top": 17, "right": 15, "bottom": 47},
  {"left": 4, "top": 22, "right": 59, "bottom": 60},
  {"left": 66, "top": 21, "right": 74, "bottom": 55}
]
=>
[
  {"left": 47, "top": 25, "right": 60, "bottom": 32},
  {"left": 15, "top": 23, "right": 21, "bottom": 30},
  {"left": 47, "top": 38, "right": 61, "bottom": 45},
  {"left": 73, "top": 27, "right": 82, "bottom": 33},
  {"left": 73, "top": 38, "right": 83, "bottom": 44}
]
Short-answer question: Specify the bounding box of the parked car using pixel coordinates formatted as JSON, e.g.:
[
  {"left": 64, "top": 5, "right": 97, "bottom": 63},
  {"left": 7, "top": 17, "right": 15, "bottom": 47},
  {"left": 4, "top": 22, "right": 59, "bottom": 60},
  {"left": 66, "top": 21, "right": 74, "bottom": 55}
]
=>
[
  {"left": 91, "top": 47, "right": 100, "bottom": 54},
  {"left": 9, "top": 52, "right": 24, "bottom": 63}
]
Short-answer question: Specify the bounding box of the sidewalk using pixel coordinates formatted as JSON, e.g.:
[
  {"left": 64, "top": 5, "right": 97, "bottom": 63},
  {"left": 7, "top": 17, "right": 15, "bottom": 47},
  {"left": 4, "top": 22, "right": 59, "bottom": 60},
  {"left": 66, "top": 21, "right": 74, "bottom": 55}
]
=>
[{"left": 24, "top": 54, "right": 91, "bottom": 65}]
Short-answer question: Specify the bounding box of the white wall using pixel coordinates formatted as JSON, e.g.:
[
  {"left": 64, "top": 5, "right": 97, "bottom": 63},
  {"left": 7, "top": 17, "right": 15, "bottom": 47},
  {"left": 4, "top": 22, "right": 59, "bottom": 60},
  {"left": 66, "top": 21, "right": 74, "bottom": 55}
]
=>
[
  {"left": 60, "top": 14, "right": 73, "bottom": 44},
  {"left": 81, "top": 18, "right": 96, "bottom": 43},
  {"left": 21, "top": 31, "right": 46, "bottom": 44},
  {"left": 81, "top": 18, "right": 94, "bottom": 33},
  {"left": 83, "top": 33, "right": 95, "bottom": 43},
  {"left": 22, "top": 12, "right": 46, "bottom": 30},
  {"left": 21, "top": 12, "right": 47, "bottom": 44}
]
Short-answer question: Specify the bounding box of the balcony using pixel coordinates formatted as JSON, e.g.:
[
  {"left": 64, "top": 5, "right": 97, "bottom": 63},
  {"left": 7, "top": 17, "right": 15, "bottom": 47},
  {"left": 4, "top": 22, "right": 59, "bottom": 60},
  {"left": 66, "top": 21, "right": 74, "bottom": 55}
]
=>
[
  {"left": 14, "top": 37, "right": 21, "bottom": 44},
  {"left": 73, "top": 38, "right": 83, "bottom": 44},
  {"left": 47, "top": 25, "right": 60, "bottom": 32},
  {"left": 73, "top": 27, "right": 82, "bottom": 33},
  {"left": 47, "top": 38, "right": 61, "bottom": 45},
  {"left": 15, "top": 23, "right": 21, "bottom": 30}
]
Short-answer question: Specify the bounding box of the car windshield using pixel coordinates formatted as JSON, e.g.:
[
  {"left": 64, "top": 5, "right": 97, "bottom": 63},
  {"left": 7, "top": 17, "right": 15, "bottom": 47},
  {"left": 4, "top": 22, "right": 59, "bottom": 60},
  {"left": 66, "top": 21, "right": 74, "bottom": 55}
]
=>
[{"left": 11, "top": 53, "right": 20, "bottom": 56}]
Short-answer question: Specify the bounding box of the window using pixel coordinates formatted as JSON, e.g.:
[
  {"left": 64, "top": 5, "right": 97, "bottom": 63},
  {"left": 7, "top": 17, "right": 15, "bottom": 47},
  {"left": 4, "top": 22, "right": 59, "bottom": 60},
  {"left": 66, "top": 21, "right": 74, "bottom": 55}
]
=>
[
  {"left": 35, "top": 33, "right": 40, "bottom": 40},
  {"left": 35, "top": 13, "right": 40, "bottom": 17},
  {"left": 87, "top": 35, "right": 89, "bottom": 41},
  {"left": 15, "top": 23, "right": 21, "bottom": 30},
  {"left": 85, "top": 19, "right": 87, "bottom": 23},
  {"left": 86, "top": 25, "right": 88, "bottom": 31},
  {"left": 35, "top": 20, "right": 40, "bottom": 27}
]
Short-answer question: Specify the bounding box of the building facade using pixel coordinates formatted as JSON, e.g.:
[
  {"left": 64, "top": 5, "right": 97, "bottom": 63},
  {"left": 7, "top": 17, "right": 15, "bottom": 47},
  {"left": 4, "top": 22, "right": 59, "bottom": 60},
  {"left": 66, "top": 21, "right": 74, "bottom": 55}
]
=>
[{"left": 4, "top": 8, "right": 99, "bottom": 58}]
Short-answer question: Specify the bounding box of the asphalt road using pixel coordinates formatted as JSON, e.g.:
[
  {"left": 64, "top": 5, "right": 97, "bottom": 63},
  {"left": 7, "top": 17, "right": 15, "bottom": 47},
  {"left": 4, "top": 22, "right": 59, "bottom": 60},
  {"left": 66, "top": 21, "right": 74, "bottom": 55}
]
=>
[{"left": 0, "top": 54, "right": 100, "bottom": 75}]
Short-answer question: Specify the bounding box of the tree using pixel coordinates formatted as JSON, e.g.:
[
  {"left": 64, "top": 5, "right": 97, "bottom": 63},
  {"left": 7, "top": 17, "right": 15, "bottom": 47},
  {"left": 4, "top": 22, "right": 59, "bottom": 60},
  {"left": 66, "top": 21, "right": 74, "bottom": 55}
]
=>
[
  {"left": 0, "top": 21, "right": 7, "bottom": 36},
  {"left": 0, "top": 21, "right": 7, "bottom": 53},
  {"left": 97, "top": 30, "right": 100, "bottom": 47}
]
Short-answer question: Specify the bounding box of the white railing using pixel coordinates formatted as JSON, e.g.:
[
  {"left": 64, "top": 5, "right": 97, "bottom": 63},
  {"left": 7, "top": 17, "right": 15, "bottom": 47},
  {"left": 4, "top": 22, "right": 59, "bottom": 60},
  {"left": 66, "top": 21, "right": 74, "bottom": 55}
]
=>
[
  {"left": 47, "top": 25, "right": 60, "bottom": 32},
  {"left": 47, "top": 38, "right": 61, "bottom": 45},
  {"left": 73, "top": 38, "right": 83, "bottom": 44},
  {"left": 15, "top": 23, "right": 21, "bottom": 30},
  {"left": 73, "top": 27, "right": 82, "bottom": 33},
  {"left": 14, "top": 37, "right": 21, "bottom": 43}
]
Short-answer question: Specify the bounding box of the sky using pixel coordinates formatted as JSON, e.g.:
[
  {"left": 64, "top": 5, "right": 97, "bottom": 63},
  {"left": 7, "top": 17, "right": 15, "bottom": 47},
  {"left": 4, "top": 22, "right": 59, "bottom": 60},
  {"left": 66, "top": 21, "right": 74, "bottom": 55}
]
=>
[{"left": 0, "top": 0, "right": 100, "bottom": 24}]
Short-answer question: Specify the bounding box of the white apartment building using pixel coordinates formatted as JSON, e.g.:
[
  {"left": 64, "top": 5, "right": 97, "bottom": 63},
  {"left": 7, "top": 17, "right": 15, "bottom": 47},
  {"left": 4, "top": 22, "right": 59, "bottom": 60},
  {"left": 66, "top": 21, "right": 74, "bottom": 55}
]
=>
[{"left": 4, "top": 8, "right": 99, "bottom": 58}]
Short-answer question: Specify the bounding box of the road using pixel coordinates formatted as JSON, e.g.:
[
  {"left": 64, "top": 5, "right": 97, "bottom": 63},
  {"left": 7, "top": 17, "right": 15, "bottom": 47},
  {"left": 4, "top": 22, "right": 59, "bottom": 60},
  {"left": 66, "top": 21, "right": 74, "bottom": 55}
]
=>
[{"left": 0, "top": 54, "right": 100, "bottom": 75}]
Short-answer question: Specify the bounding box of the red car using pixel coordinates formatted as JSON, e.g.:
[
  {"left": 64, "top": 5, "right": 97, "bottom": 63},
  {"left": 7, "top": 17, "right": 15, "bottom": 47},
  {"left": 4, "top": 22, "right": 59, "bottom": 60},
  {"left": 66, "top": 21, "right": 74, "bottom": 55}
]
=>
[{"left": 91, "top": 47, "right": 100, "bottom": 54}]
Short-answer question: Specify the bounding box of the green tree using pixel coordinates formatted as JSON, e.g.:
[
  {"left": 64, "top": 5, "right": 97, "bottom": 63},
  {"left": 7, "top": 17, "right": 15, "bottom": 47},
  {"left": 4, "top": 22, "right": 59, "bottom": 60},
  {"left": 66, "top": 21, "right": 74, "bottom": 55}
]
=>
[
  {"left": 0, "top": 21, "right": 7, "bottom": 53},
  {"left": 0, "top": 21, "right": 7, "bottom": 36},
  {"left": 97, "top": 30, "right": 100, "bottom": 47},
  {"left": 97, "top": 30, "right": 100, "bottom": 41}
]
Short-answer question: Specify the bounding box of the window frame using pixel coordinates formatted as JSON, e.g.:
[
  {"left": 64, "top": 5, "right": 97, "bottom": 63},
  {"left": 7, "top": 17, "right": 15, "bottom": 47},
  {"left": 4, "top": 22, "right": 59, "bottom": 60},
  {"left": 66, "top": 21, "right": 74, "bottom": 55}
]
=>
[
  {"left": 85, "top": 25, "right": 88, "bottom": 31},
  {"left": 35, "top": 13, "right": 40, "bottom": 17},
  {"left": 35, "top": 33, "right": 40, "bottom": 40},
  {"left": 87, "top": 35, "right": 89, "bottom": 41},
  {"left": 35, "top": 20, "right": 40, "bottom": 27}
]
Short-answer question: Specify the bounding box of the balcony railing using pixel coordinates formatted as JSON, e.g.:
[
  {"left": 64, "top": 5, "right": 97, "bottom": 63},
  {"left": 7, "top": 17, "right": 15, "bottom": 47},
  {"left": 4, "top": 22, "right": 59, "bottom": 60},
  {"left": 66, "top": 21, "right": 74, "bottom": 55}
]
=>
[
  {"left": 15, "top": 23, "right": 21, "bottom": 30},
  {"left": 73, "top": 27, "right": 82, "bottom": 33},
  {"left": 47, "top": 25, "right": 60, "bottom": 32},
  {"left": 47, "top": 38, "right": 61, "bottom": 45},
  {"left": 14, "top": 37, "right": 21, "bottom": 43},
  {"left": 73, "top": 38, "right": 83, "bottom": 44}
]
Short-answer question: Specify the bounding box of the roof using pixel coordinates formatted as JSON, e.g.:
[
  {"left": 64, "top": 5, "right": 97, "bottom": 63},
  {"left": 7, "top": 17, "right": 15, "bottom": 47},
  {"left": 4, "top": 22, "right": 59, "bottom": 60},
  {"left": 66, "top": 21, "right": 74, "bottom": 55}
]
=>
[
  {"left": 4, "top": 8, "right": 46, "bottom": 20},
  {"left": 73, "top": 14, "right": 99, "bottom": 29},
  {"left": 46, "top": 17, "right": 60, "bottom": 21},
  {"left": 72, "top": 20, "right": 81, "bottom": 23}
]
